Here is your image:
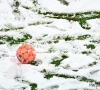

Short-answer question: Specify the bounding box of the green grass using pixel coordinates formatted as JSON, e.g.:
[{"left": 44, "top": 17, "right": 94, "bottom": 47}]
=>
[
  {"left": 53, "top": 40, "right": 59, "bottom": 43},
  {"left": 0, "top": 41, "right": 5, "bottom": 44},
  {"left": 80, "top": 77, "right": 94, "bottom": 82},
  {"left": 48, "top": 47, "right": 56, "bottom": 53},
  {"left": 50, "top": 35, "right": 74, "bottom": 44},
  {"left": 15, "top": 76, "right": 37, "bottom": 90},
  {"left": 79, "top": 19, "right": 91, "bottom": 30},
  {"left": 72, "top": 70, "right": 78, "bottom": 72},
  {"left": 88, "top": 61, "right": 97, "bottom": 66},
  {"left": 51, "top": 54, "right": 68, "bottom": 66},
  {"left": 44, "top": 74, "right": 54, "bottom": 79},
  {"left": 90, "top": 40, "right": 100, "bottom": 44},
  {"left": 44, "top": 73, "right": 100, "bottom": 86},
  {"left": 28, "top": 21, "right": 53, "bottom": 26},
  {"left": 1, "top": 2, "right": 100, "bottom": 89},
  {"left": 51, "top": 59, "right": 62, "bottom": 66},
  {"left": 30, "top": 83, "right": 37, "bottom": 90},
  {"left": 38, "top": 11, "right": 100, "bottom": 29},
  {"left": 77, "top": 34, "right": 91, "bottom": 40},
  {"left": 0, "top": 33, "right": 32, "bottom": 45},
  {"left": 81, "top": 51, "right": 91, "bottom": 55},
  {"left": 44, "top": 73, "right": 75, "bottom": 79},
  {"left": 47, "top": 41, "right": 52, "bottom": 44},
  {"left": 64, "top": 36, "right": 74, "bottom": 41},
  {"left": 86, "top": 44, "right": 95, "bottom": 49},
  {"left": 57, "top": 0, "right": 69, "bottom": 6}
]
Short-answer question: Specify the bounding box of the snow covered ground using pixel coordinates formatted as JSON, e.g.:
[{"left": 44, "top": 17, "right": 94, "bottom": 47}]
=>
[{"left": 0, "top": 0, "right": 100, "bottom": 90}]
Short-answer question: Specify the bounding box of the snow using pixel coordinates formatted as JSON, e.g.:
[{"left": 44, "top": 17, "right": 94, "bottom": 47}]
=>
[
  {"left": 38, "top": 0, "right": 100, "bottom": 13},
  {"left": 38, "top": 0, "right": 68, "bottom": 12},
  {"left": 0, "top": 0, "right": 100, "bottom": 90},
  {"left": 66, "top": 0, "right": 100, "bottom": 13}
]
